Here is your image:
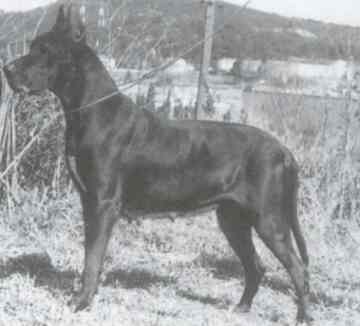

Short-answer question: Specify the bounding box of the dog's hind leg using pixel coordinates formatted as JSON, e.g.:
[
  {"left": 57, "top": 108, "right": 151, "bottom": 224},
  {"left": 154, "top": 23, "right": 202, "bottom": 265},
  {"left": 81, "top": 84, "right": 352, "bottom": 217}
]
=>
[
  {"left": 255, "top": 217, "right": 311, "bottom": 323},
  {"left": 217, "top": 203, "right": 265, "bottom": 312},
  {"left": 255, "top": 163, "right": 312, "bottom": 323},
  {"left": 70, "top": 196, "right": 119, "bottom": 311}
]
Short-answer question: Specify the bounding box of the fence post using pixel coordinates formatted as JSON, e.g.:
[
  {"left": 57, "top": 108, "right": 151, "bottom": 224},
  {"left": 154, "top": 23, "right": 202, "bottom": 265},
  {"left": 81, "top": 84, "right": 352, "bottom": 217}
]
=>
[{"left": 195, "top": 0, "right": 216, "bottom": 120}]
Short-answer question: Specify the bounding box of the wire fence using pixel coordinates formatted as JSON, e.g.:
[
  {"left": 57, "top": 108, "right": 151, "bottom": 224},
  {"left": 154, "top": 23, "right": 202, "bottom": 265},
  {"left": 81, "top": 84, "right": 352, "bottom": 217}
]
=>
[{"left": 0, "top": 0, "right": 251, "bottom": 193}]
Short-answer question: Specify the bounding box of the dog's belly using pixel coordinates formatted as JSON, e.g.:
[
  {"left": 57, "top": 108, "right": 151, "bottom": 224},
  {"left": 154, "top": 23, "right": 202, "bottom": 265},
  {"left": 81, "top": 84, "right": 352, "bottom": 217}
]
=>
[{"left": 122, "top": 164, "right": 242, "bottom": 213}]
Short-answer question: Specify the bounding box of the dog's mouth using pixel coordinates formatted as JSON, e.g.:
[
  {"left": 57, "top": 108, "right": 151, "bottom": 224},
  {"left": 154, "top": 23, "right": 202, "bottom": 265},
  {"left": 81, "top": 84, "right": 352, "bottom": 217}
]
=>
[
  {"left": 5, "top": 80, "right": 29, "bottom": 95},
  {"left": 15, "top": 86, "right": 42, "bottom": 97},
  {"left": 4, "top": 79, "right": 41, "bottom": 97},
  {"left": 3, "top": 69, "right": 44, "bottom": 97},
  {"left": 17, "top": 85, "right": 31, "bottom": 94},
  {"left": 28, "top": 89, "right": 43, "bottom": 96}
]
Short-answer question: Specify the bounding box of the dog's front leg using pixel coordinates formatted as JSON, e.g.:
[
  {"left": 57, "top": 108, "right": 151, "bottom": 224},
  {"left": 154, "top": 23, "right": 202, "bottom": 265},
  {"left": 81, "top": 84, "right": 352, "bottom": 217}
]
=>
[
  {"left": 70, "top": 196, "right": 120, "bottom": 311},
  {"left": 66, "top": 155, "right": 87, "bottom": 193}
]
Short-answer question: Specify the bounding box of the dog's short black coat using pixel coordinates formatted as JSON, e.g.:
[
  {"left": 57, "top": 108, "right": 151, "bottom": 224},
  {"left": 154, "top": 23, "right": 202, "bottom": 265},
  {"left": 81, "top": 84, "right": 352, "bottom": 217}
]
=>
[{"left": 3, "top": 4, "right": 312, "bottom": 323}]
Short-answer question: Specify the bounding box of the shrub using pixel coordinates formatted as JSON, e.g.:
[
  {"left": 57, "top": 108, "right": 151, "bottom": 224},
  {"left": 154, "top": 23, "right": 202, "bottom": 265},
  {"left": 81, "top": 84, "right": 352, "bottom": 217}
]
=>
[
  {"left": 123, "top": 70, "right": 133, "bottom": 84},
  {"left": 145, "top": 83, "right": 156, "bottom": 113},
  {"left": 14, "top": 92, "right": 68, "bottom": 192},
  {"left": 223, "top": 110, "right": 231, "bottom": 122}
]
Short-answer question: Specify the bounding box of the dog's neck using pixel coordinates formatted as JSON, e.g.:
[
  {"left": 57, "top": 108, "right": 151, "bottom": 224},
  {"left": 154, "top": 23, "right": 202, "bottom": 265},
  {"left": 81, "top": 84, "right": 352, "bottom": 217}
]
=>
[
  {"left": 54, "top": 45, "right": 118, "bottom": 115},
  {"left": 53, "top": 44, "right": 131, "bottom": 153}
]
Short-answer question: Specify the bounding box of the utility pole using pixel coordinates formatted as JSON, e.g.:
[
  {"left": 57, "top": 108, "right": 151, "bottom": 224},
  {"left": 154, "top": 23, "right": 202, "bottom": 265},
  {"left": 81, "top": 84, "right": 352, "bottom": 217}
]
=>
[
  {"left": 195, "top": 0, "right": 216, "bottom": 120},
  {"left": 107, "top": 0, "right": 113, "bottom": 58},
  {"left": 22, "top": 13, "right": 26, "bottom": 55}
]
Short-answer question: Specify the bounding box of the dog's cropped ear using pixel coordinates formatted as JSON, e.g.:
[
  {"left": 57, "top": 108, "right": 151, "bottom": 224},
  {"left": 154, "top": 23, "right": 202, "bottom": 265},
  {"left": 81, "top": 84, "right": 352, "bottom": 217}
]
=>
[
  {"left": 67, "top": 4, "right": 87, "bottom": 43},
  {"left": 53, "top": 4, "right": 70, "bottom": 34},
  {"left": 52, "top": 2, "right": 86, "bottom": 43}
]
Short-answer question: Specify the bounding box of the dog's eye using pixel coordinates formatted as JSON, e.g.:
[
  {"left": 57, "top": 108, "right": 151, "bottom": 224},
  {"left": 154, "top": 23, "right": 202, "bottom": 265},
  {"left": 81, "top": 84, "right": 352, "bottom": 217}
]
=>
[{"left": 39, "top": 45, "right": 48, "bottom": 55}]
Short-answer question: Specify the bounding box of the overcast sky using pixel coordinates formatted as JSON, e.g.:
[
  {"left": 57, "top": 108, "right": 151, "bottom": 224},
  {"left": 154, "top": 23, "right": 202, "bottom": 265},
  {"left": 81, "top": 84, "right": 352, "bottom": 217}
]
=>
[{"left": 0, "top": 0, "right": 359, "bottom": 26}]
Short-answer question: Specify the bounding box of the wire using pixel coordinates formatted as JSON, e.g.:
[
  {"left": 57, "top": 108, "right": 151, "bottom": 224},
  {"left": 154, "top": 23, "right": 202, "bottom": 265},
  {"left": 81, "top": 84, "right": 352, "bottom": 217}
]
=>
[
  {"left": 0, "top": 0, "right": 252, "bottom": 172},
  {"left": 68, "top": 0, "right": 252, "bottom": 113}
]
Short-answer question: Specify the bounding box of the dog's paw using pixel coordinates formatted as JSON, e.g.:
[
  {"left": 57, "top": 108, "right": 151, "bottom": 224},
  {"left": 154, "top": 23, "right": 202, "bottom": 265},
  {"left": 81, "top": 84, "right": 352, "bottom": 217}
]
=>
[
  {"left": 234, "top": 303, "right": 251, "bottom": 313},
  {"left": 296, "top": 309, "right": 314, "bottom": 325},
  {"left": 68, "top": 293, "right": 91, "bottom": 312}
]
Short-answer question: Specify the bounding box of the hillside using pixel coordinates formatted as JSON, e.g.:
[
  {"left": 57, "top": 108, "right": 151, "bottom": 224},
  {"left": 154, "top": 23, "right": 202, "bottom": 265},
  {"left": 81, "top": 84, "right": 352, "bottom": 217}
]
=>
[{"left": 1, "top": 0, "right": 360, "bottom": 65}]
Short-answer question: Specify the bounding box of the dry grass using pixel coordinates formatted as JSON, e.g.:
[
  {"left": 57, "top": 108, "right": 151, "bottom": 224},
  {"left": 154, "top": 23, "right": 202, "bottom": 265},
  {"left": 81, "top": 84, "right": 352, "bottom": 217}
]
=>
[
  {"left": 0, "top": 188, "right": 359, "bottom": 326},
  {"left": 0, "top": 72, "right": 360, "bottom": 325}
]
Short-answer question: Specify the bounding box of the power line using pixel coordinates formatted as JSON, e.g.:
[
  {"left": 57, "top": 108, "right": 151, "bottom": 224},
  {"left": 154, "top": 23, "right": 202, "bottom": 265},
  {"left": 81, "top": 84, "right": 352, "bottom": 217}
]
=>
[{"left": 0, "top": 1, "right": 252, "bottom": 177}]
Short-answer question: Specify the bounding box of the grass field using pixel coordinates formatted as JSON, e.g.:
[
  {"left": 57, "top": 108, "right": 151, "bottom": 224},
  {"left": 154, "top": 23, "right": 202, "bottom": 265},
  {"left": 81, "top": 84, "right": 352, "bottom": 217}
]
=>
[
  {"left": 1, "top": 75, "right": 360, "bottom": 325},
  {"left": 0, "top": 187, "right": 359, "bottom": 326}
]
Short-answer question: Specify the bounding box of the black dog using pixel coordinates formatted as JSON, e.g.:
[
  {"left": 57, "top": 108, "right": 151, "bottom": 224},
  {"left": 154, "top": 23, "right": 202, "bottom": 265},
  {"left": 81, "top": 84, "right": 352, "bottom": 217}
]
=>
[{"left": 4, "top": 4, "right": 311, "bottom": 323}]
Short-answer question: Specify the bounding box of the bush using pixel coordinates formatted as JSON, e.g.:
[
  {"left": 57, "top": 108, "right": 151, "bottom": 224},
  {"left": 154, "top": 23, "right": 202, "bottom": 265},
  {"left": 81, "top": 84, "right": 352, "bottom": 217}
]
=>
[
  {"left": 123, "top": 70, "right": 133, "bottom": 84},
  {"left": 203, "top": 94, "right": 216, "bottom": 116},
  {"left": 223, "top": 110, "right": 231, "bottom": 122},
  {"left": 14, "top": 92, "right": 68, "bottom": 192},
  {"left": 145, "top": 83, "right": 156, "bottom": 113}
]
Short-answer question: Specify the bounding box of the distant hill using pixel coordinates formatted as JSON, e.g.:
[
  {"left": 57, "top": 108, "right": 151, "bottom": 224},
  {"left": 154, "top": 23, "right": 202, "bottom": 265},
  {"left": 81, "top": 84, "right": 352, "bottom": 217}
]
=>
[{"left": 1, "top": 0, "right": 360, "bottom": 66}]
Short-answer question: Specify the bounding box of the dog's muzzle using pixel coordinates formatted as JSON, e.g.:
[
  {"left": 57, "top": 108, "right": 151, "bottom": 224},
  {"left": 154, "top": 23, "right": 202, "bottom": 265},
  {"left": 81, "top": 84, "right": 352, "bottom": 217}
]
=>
[
  {"left": 3, "top": 63, "right": 15, "bottom": 80},
  {"left": 3, "top": 64, "right": 30, "bottom": 94},
  {"left": 3, "top": 64, "right": 17, "bottom": 89}
]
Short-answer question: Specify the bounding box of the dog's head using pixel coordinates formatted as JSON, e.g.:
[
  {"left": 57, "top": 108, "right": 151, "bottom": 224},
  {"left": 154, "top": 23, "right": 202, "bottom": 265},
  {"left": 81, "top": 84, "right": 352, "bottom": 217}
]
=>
[{"left": 3, "top": 4, "right": 86, "bottom": 95}]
